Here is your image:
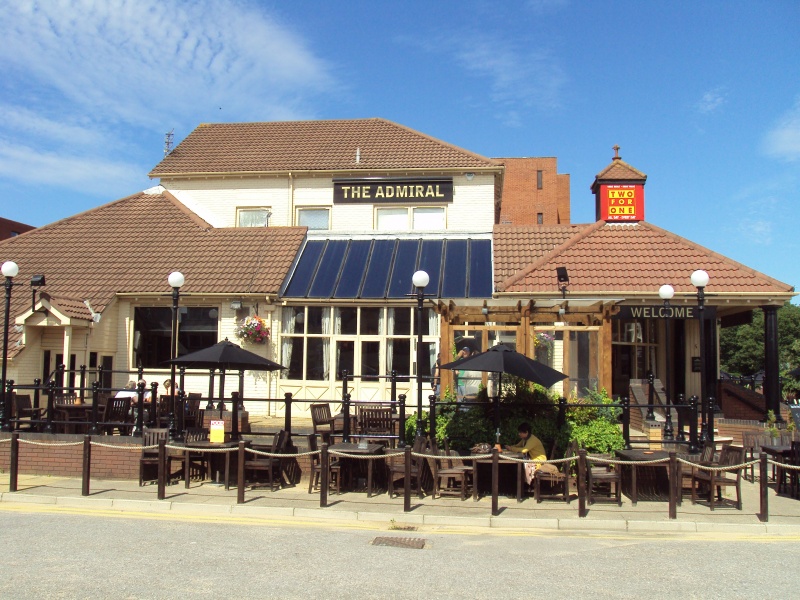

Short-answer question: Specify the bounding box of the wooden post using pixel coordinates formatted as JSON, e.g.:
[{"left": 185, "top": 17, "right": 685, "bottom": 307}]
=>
[
  {"left": 9, "top": 432, "right": 19, "bottom": 492},
  {"left": 82, "top": 435, "right": 91, "bottom": 496},
  {"left": 403, "top": 444, "right": 412, "bottom": 512},
  {"left": 320, "top": 443, "right": 329, "bottom": 508},
  {"left": 491, "top": 447, "right": 499, "bottom": 516},
  {"left": 668, "top": 451, "right": 677, "bottom": 519},
  {"left": 759, "top": 453, "right": 769, "bottom": 522},
  {"left": 578, "top": 449, "right": 587, "bottom": 517},
  {"left": 157, "top": 438, "right": 166, "bottom": 500},
  {"left": 237, "top": 440, "right": 246, "bottom": 504}
]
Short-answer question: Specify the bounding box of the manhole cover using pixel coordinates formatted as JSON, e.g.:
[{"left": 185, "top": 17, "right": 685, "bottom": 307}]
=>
[{"left": 371, "top": 536, "right": 427, "bottom": 550}]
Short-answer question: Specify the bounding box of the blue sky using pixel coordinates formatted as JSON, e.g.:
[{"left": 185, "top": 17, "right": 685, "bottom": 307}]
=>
[{"left": 1, "top": 1, "right": 799, "bottom": 298}]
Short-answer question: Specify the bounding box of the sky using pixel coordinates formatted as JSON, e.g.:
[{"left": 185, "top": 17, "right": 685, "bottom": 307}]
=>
[{"left": 1, "top": 0, "right": 799, "bottom": 299}]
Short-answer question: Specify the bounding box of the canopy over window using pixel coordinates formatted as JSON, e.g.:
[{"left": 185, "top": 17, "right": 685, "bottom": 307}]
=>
[{"left": 282, "top": 238, "right": 493, "bottom": 299}]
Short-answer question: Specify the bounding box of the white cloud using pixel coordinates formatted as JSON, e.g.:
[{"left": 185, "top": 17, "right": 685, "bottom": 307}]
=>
[
  {"left": 697, "top": 88, "right": 726, "bottom": 114},
  {"left": 762, "top": 97, "right": 800, "bottom": 162}
]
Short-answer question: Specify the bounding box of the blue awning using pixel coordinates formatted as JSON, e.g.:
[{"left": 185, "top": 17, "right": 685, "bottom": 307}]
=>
[{"left": 282, "top": 238, "right": 493, "bottom": 299}]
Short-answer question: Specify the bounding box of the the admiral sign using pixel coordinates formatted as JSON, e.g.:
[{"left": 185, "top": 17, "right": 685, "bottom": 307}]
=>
[{"left": 333, "top": 177, "right": 453, "bottom": 204}]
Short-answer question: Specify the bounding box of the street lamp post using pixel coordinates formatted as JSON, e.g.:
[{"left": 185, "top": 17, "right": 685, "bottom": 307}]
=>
[
  {"left": 412, "top": 270, "right": 429, "bottom": 441},
  {"left": 168, "top": 271, "right": 185, "bottom": 440},
  {"left": 1, "top": 261, "right": 19, "bottom": 432},
  {"left": 691, "top": 269, "right": 710, "bottom": 444},
  {"left": 659, "top": 284, "right": 675, "bottom": 441}
]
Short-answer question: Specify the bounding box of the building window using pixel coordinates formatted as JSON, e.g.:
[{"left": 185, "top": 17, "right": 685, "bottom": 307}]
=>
[
  {"left": 412, "top": 207, "right": 445, "bottom": 230},
  {"left": 297, "top": 208, "right": 330, "bottom": 230},
  {"left": 537, "top": 213, "right": 543, "bottom": 224},
  {"left": 237, "top": 207, "right": 271, "bottom": 227},
  {"left": 537, "top": 170, "right": 543, "bottom": 190},
  {"left": 376, "top": 207, "right": 445, "bottom": 231},
  {"left": 133, "top": 307, "right": 218, "bottom": 368},
  {"left": 376, "top": 208, "right": 407, "bottom": 230}
]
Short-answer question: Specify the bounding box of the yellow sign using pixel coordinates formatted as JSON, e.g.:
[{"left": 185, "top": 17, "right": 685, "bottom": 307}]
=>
[{"left": 209, "top": 419, "right": 225, "bottom": 443}]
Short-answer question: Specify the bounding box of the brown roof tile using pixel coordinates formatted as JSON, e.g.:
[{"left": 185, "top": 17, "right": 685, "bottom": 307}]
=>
[
  {"left": 591, "top": 157, "right": 647, "bottom": 192},
  {"left": 150, "top": 119, "right": 498, "bottom": 176},
  {"left": 0, "top": 191, "right": 307, "bottom": 355},
  {"left": 496, "top": 221, "right": 794, "bottom": 296}
]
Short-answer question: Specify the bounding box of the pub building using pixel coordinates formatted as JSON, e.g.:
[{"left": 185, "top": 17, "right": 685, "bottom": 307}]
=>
[{"left": 0, "top": 119, "right": 793, "bottom": 434}]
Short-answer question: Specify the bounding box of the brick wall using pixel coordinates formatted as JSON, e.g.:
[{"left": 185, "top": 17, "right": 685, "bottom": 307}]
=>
[{"left": 496, "top": 157, "right": 570, "bottom": 226}]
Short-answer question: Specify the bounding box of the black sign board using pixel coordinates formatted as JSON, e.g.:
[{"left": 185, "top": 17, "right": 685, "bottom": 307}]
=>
[
  {"left": 333, "top": 177, "right": 454, "bottom": 204},
  {"left": 615, "top": 305, "right": 717, "bottom": 320}
]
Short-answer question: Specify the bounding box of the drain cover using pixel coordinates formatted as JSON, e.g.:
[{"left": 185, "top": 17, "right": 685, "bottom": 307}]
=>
[{"left": 371, "top": 536, "right": 427, "bottom": 549}]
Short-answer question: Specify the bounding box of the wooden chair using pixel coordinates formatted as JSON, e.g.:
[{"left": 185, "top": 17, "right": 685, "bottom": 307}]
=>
[
  {"left": 678, "top": 441, "right": 716, "bottom": 500},
  {"left": 586, "top": 453, "right": 622, "bottom": 506},
  {"left": 789, "top": 441, "right": 800, "bottom": 499},
  {"left": 181, "top": 427, "right": 210, "bottom": 484},
  {"left": 307, "top": 434, "right": 341, "bottom": 494},
  {"left": 310, "top": 403, "right": 341, "bottom": 444},
  {"left": 184, "top": 396, "right": 202, "bottom": 429},
  {"left": 244, "top": 430, "right": 287, "bottom": 491},
  {"left": 741, "top": 432, "right": 763, "bottom": 482},
  {"left": 386, "top": 436, "right": 425, "bottom": 499},
  {"left": 359, "top": 407, "right": 395, "bottom": 447},
  {"left": 691, "top": 445, "right": 746, "bottom": 510},
  {"left": 12, "top": 394, "right": 43, "bottom": 431},
  {"left": 534, "top": 441, "right": 577, "bottom": 503},
  {"left": 103, "top": 397, "right": 132, "bottom": 435},
  {"left": 424, "top": 449, "right": 473, "bottom": 500},
  {"left": 139, "top": 428, "right": 169, "bottom": 486}
]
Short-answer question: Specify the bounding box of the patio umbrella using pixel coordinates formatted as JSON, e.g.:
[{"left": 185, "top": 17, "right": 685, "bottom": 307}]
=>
[
  {"left": 167, "top": 339, "right": 285, "bottom": 372},
  {"left": 440, "top": 344, "right": 567, "bottom": 389}
]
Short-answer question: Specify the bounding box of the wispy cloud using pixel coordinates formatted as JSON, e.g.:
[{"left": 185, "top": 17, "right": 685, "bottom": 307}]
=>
[
  {"left": 697, "top": 87, "right": 726, "bottom": 114},
  {"left": 762, "top": 97, "right": 800, "bottom": 162}
]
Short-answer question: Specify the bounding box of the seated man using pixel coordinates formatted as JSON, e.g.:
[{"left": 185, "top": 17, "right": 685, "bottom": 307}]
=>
[{"left": 503, "top": 422, "right": 551, "bottom": 484}]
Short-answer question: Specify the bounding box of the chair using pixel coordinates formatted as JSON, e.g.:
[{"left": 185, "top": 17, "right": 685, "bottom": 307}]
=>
[
  {"left": 741, "top": 432, "right": 765, "bottom": 482},
  {"left": 691, "top": 445, "right": 746, "bottom": 510},
  {"left": 181, "top": 427, "right": 210, "bottom": 484},
  {"left": 678, "top": 441, "right": 716, "bottom": 500},
  {"left": 103, "top": 397, "right": 132, "bottom": 435},
  {"left": 386, "top": 436, "right": 425, "bottom": 499},
  {"left": 243, "top": 430, "right": 287, "bottom": 491},
  {"left": 184, "top": 396, "right": 202, "bottom": 429},
  {"left": 424, "top": 449, "right": 473, "bottom": 500},
  {"left": 359, "top": 407, "right": 395, "bottom": 447},
  {"left": 307, "top": 434, "right": 341, "bottom": 495},
  {"left": 586, "top": 453, "right": 622, "bottom": 506},
  {"left": 534, "top": 441, "right": 577, "bottom": 503},
  {"left": 139, "top": 428, "right": 169, "bottom": 486},
  {"left": 310, "top": 403, "right": 342, "bottom": 444},
  {"left": 12, "top": 394, "right": 43, "bottom": 431}
]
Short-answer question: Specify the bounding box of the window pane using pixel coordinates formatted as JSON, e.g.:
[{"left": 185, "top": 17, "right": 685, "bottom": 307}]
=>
[
  {"left": 413, "top": 308, "right": 436, "bottom": 336},
  {"left": 285, "top": 337, "right": 304, "bottom": 380},
  {"left": 306, "top": 338, "right": 327, "bottom": 381},
  {"left": 284, "top": 240, "right": 325, "bottom": 297},
  {"left": 238, "top": 208, "right": 270, "bottom": 227},
  {"left": 376, "top": 208, "right": 407, "bottom": 230},
  {"left": 387, "top": 338, "right": 410, "bottom": 381},
  {"left": 441, "top": 239, "right": 468, "bottom": 298},
  {"left": 389, "top": 308, "right": 410, "bottom": 335},
  {"left": 412, "top": 207, "right": 444, "bottom": 230},
  {"left": 336, "top": 341, "right": 355, "bottom": 380},
  {"left": 361, "top": 240, "right": 396, "bottom": 298},
  {"left": 361, "top": 341, "right": 380, "bottom": 382},
  {"left": 308, "top": 241, "right": 347, "bottom": 298},
  {"left": 361, "top": 308, "right": 381, "bottom": 335},
  {"left": 307, "top": 307, "right": 328, "bottom": 334},
  {"left": 336, "top": 307, "right": 357, "bottom": 334},
  {"left": 387, "top": 240, "right": 420, "bottom": 298},
  {"left": 298, "top": 208, "right": 330, "bottom": 230},
  {"left": 334, "top": 240, "right": 372, "bottom": 298},
  {"left": 134, "top": 306, "right": 217, "bottom": 368}
]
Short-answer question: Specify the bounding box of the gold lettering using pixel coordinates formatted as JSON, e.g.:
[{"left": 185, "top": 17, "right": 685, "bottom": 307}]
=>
[
  {"left": 362, "top": 186, "right": 370, "bottom": 199},
  {"left": 341, "top": 185, "right": 351, "bottom": 199},
  {"left": 415, "top": 185, "right": 424, "bottom": 197},
  {"left": 436, "top": 185, "right": 444, "bottom": 197},
  {"left": 425, "top": 185, "right": 435, "bottom": 197},
  {"left": 352, "top": 187, "right": 361, "bottom": 199},
  {"left": 375, "top": 186, "right": 384, "bottom": 198},
  {"left": 397, "top": 186, "right": 408, "bottom": 198}
]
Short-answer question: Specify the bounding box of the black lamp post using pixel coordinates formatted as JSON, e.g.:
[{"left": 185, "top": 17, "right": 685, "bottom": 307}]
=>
[
  {"left": 412, "top": 269, "right": 429, "bottom": 440},
  {"left": 659, "top": 284, "right": 675, "bottom": 441},
  {"left": 1, "top": 261, "right": 19, "bottom": 432},
  {"left": 168, "top": 271, "right": 185, "bottom": 440},
  {"left": 691, "top": 269, "right": 710, "bottom": 443}
]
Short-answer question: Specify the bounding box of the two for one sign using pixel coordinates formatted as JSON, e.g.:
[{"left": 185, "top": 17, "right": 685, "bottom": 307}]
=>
[{"left": 600, "top": 184, "right": 644, "bottom": 221}]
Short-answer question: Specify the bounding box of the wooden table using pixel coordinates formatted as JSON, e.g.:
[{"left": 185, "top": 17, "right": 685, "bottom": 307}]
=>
[
  {"left": 327, "top": 442, "right": 384, "bottom": 497},
  {"left": 614, "top": 449, "right": 672, "bottom": 506},
  {"left": 54, "top": 403, "right": 91, "bottom": 434},
  {"left": 761, "top": 445, "right": 792, "bottom": 492},
  {"left": 470, "top": 452, "right": 525, "bottom": 503},
  {"left": 174, "top": 440, "right": 239, "bottom": 490}
]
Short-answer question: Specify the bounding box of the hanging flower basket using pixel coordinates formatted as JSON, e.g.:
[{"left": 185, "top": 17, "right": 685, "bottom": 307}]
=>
[
  {"left": 235, "top": 315, "right": 270, "bottom": 344},
  {"left": 533, "top": 332, "right": 554, "bottom": 358}
]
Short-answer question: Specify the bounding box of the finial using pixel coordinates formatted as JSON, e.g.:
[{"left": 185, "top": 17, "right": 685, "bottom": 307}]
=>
[{"left": 612, "top": 144, "right": 621, "bottom": 160}]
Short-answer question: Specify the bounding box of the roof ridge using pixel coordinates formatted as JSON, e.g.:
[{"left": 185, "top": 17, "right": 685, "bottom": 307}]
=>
[
  {"left": 378, "top": 118, "right": 496, "bottom": 166},
  {"left": 498, "top": 220, "right": 606, "bottom": 291}
]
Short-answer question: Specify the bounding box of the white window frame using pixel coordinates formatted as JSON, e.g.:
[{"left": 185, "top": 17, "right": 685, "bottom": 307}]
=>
[
  {"left": 375, "top": 206, "right": 446, "bottom": 231},
  {"left": 297, "top": 207, "right": 331, "bottom": 230},
  {"left": 236, "top": 207, "right": 271, "bottom": 228}
]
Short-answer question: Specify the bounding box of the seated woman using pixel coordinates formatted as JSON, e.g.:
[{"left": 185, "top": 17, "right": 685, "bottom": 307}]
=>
[{"left": 503, "top": 422, "right": 551, "bottom": 485}]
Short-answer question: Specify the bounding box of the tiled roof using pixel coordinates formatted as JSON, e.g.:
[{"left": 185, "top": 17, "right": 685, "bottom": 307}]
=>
[
  {"left": 496, "top": 221, "right": 794, "bottom": 295},
  {"left": 591, "top": 157, "right": 647, "bottom": 190},
  {"left": 150, "top": 118, "right": 498, "bottom": 176},
  {"left": 493, "top": 224, "right": 589, "bottom": 288},
  {"left": 0, "top": 191, "right": 307, "bottom": 356}
]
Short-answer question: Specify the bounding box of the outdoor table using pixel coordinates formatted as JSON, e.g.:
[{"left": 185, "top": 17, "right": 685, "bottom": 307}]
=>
[
  {"left": 469, "top": 451, "right": 525, "bottom": 503},
  {"left": 614, "top": 449, "right": 672, "bottom": 506},
  {"left": 175, "top": 440, "right": 239, "bottom": 490},
  {"left": 54, "top": 403, "right": 91, "bottom": 434},
  {"left": 761, "top": 445, "right": 791, "bottom": 491},
  {"left": 327, "top": 442, "right": 384, "bottom": 497}
]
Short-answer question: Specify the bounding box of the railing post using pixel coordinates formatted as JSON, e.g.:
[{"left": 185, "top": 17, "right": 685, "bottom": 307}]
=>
[
  {"left": 133, "top": 380, "right": 145, "bottom": 437},
  {"left": 79, "top": 365, "right": 87, "bottom": 403},
  {"left": 699, "top": 394, "right": 708, "bottom": 444},
  {"left": 149, "top": 382, "right": 158, "bottom": 429},
  {"left": 397, "top": 394, "right": 406, "bottom": 446},
  {"left": 44, "top": 379, "right": 56, "bottom": 433},
  {"left": 622, "top": 396, "right": 631, "bottom": 449},
  {"left": 646, "top": 370, "right": 655, "bottom": 420},
  {"left": 283, "top": 392, "right": 292, "bottom": 438},
  {"left": 491, "top": 447, "right": 499, "bottom": 516},
  {"left": 157, "top": 438, "right": 166, "bottom": 500},
  {"left": 82, "top": 435, "right": 91, "bottom": 496},
  {"left": 557, "top": 396, "right": 567, "bottom": 429},
  {"left": 320, "top": 443, "right": 329, "bottom": 508},
  {"left": 668, "top": 451, "right": 677, "bottom": 519},
  {"left": 759, "top": 453, "right": 769, "bottom": 522},
  {"left": 237, "top": 440, "right": 246, "bottom": 504},
  {"left": 9, "top": 432, "right": 19, "bottom": 492},
  {"left": 688, "top": 395, "right": 699, "bottom": 454},
  {"left": 89, "top": 381, "right": 100, "bottom": 435},
  {"left": 403, "top": 444, "right": 412, "bottom": 512},
  {"left": 676, "top": 393, "right": 686, "bottom": 442},
  {"left": 578, "top": 449, "right": 587, "bottom": 517},
  {"left": 429, "top": 394, "right": 436, "bottom": 445},
  {"left": 33, "top": 378, "right": 41, "bottom": 410},
  {"left": 707, "top": 396, "right": 716, "bottom": 443},
  {"left": 343, "top": 392, "right": 351, "bottom": 443}
]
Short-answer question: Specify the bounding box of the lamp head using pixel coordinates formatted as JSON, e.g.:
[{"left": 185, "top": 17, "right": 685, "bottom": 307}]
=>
[
  {"left": 168, "top": 271, "right": 185, "bottom": 289},
  {"left": 2, "top": 261, "right": 19, "bottom": 278},
  {"left": 30, "top": 274, "right": 45, "bottom": 287},
  {"left": 658, "top": 284, "right": 675, "bottom": 301},
  {"left": 690, "top": 269, "right": 709, "bottom": 289},
  {"left": 412, "top": 270, "right": 429, "bottom": 289}
]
